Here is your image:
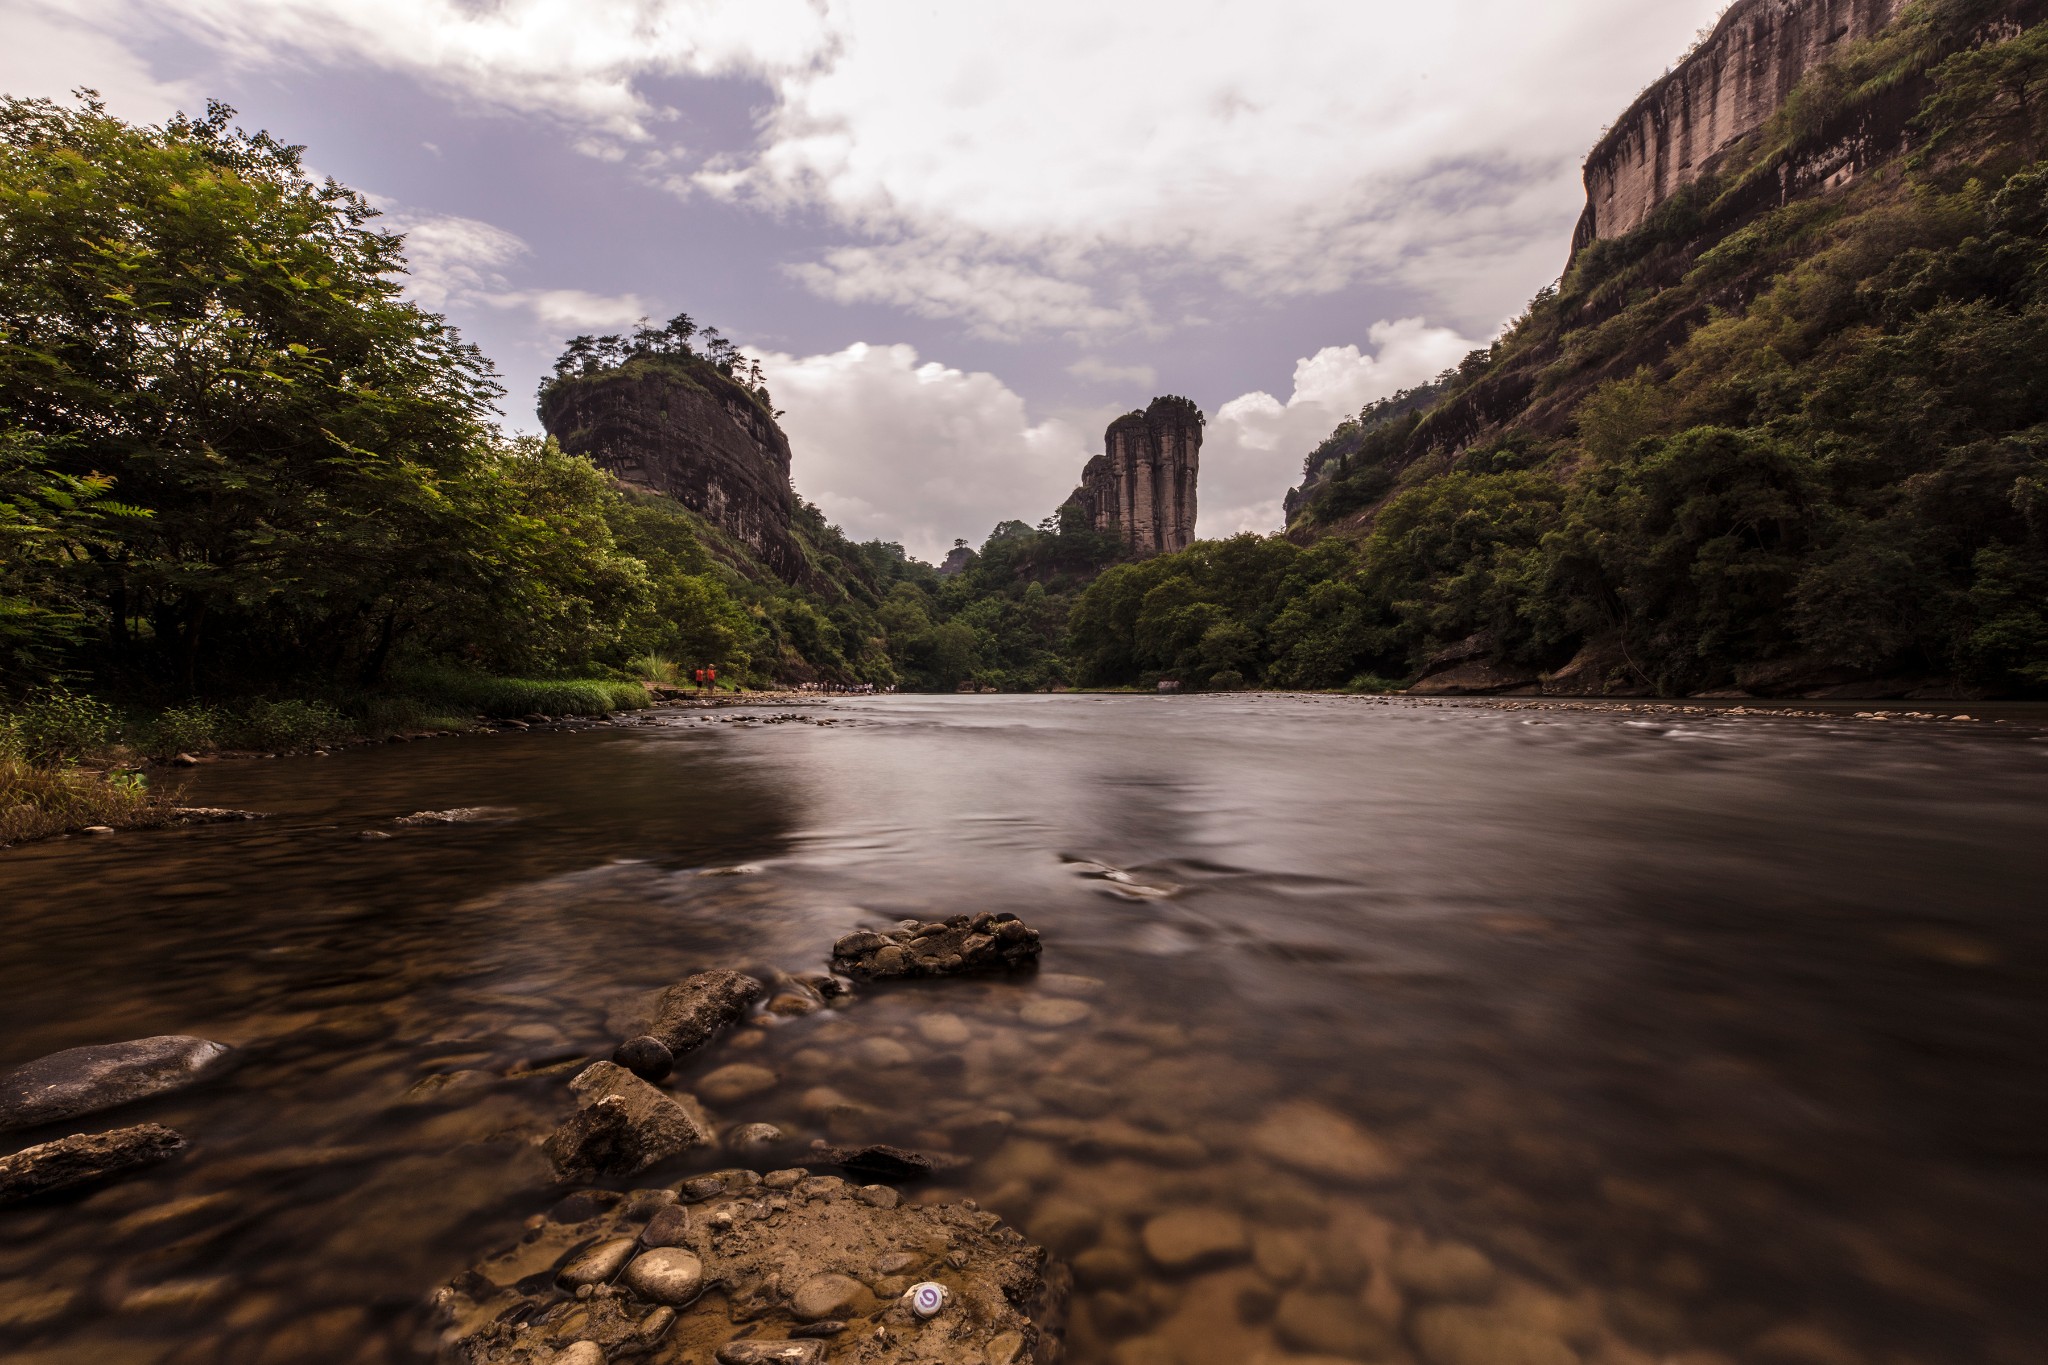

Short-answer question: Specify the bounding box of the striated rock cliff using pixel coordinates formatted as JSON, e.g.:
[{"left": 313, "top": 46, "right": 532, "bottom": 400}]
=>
[
  {"left": 539, "top": 360, "right": 805, "bottom": 581},
  {"left": 1574, "top": 0, "right": 1910, "bottom": 258},
  {"left": 1070, "top": 396, "right": 1203, "bottom": 555}
]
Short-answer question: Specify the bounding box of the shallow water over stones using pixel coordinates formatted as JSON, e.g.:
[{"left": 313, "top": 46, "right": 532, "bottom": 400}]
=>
[{"left": 1, "top": 694, "right": 2045, "bottom": 1364}]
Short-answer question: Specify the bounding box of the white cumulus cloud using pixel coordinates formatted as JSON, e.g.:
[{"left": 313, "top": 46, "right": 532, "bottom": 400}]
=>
[
  {"left": 755, "top": 342, "right": 1098, "bottom": 562},
  {"left": 1201, "top": 318, "right": 1479, "bottom": 538},
  {"left": 32, "top": 0, "right": 1729, "bottom": 337}
]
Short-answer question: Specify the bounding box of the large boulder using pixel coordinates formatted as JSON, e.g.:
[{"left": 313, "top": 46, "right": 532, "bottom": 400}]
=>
[
  {"left": 614, "top": 971, "right": 765, "bottom": 1082},
  {"left": 0, "top": 1123, "right": 187, "bottom": 1203},
  {"left": 832, "top": 915, "right": 1041, "bottom": 981},
  {"left": 543, "top": 1062, "right": 714, "bottom": 1182},
  {"left": 0, "top": 1037, "right": 233, "bottom": 1132},
  {"left": 435, "top": 1168, "right": 1067, "bottom": 1365}
]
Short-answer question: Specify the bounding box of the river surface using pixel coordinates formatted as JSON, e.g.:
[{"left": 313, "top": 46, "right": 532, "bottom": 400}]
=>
[{"left": 1, "top": 695, "right": 2045, "bottom": 1365}]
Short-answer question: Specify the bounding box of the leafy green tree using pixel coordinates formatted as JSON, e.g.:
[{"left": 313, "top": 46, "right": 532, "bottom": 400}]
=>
[{"left": 0, "top": 94, "right": 501, "bottom": 690}]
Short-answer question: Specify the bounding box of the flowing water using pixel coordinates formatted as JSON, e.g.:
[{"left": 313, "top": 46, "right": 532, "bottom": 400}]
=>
[{"left": 1, "top": 695, "right": 2045, "bottom": 1365}]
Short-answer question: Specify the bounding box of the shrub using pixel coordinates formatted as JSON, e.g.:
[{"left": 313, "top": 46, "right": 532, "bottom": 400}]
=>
[
  {"left": 6, "top": 686, "right": 118, "bottom": 762},
  {"left": 230, "top": 699, "right": 350, "bottom": 752},
  {"left": 391, "top": 669, "right": 651, "bottom": 718},
  {"left": 145, "top": 704, "right": 226, "bottom": 757}
]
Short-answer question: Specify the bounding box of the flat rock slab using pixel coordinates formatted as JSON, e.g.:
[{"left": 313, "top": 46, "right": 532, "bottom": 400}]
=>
[
  {"left": 0, "top": 1123, "right": 187, "bottom": 1203},
  {"left": 543, "top": 1062, "right": 714, "bottom": 1182},
  {"left": 0, "top": 1036, "right": 233, "bottom": 1132},
  {"left": 436, "top": 1167, "right": 1066, "bottom": 1365},
  {"left": 832, "top": 915, "right": 1041, "bottom": 981}
]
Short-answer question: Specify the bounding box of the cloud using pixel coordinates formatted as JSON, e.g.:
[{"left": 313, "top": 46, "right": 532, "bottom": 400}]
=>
[
  {"left": 384, "top": 210, "right": 528, "bottom": 309},
  {"left": 379, "top": 209, "right": 645, "bottom": 332},
  {"left": 47, "top": 0, "right": 1730, "bottom": 337},
  {"left": 1200, "top": 318, "right": 1478, "bottom": 538},
  {"left": 1067, "top": 357, "right": 1157, "bottom": 388},
  {"left": 481, "top": 289, "right": 649, "bottom": 331},
  {"left": 785, "top": 243, "right": 1149, "bottom": 341},
  {"left": 82, "top": 0, "right": 834, "bottom": 142},
  {"left": 0, "top": 0, "right": 196, "bottom": 119},
  {"left": 755, "top": 342, "right": 1095, "bottom": 561}
]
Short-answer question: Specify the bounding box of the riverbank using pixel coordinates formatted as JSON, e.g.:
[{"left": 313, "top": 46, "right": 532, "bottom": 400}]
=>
[{"left": 0, "top": 680, "right": 835, "bottom": 847}]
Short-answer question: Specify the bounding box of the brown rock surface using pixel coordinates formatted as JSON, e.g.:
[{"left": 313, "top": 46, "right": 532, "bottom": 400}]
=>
[
  {"left": 1068, "top": 396, "right": 1202, "bottom": 555},
  {"left": 539, "top": 360, "right": 807, "bottom": 581},
  {"left": 1574, "top": 0, "right": 1910, "bottom": 258},
  {"left": 435, "top": 1167, "right": 1067, "bottom": 1364},
  {"left": 615, "top": 970, "right": 765, "bottom": 1081}
]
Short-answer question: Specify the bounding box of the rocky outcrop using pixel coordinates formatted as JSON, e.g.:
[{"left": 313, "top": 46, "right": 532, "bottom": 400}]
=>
[
  {"left": 1573, "top": 0, "right": 1910, "bottom": 258},
  {"left": 540, "top": 360, "right": 806, "bottom": 581},
  {"left": 1069, "top": 397, "right": 1202, "bottom": 555}
]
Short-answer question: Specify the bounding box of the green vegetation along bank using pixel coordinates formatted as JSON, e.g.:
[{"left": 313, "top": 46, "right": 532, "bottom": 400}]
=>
[{"left": 1273, "top": 0, "right": 2048, "bottom": 698}]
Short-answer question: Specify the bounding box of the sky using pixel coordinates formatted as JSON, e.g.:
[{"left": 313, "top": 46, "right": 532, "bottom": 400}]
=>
[{"left": 1, "top": 0, "right": 1729, "bottom": 560}]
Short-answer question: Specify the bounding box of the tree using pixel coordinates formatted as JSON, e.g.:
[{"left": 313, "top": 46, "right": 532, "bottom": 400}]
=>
[{"left": 0, "top": 94, "right": 503, "bottom": 690}]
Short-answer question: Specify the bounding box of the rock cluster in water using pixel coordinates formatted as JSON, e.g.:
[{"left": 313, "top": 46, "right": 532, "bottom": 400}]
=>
[
  {"left": 831, "top": 915, "right": 1042, "bottom": 981},
  {"left": 445, "top": 913, "right": 1061, "bottom": 1364},
  {"left": 435, "top": 1167, "right": 1065, "bottom": 1365}
]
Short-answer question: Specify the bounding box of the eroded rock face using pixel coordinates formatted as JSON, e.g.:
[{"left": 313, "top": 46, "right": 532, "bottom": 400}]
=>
[
  {"left": 831, "top": 916, "right": 1042, "bottom": 981},
  {"left": 1574, "top": 0, "right": 1910, "bottom": 257},
  {"left": 1068, "top": 396, "right": 1202, "bottom": 555},
  {"left": 539, "top": 360, "right": 806, "bottom": 582},
  {"left": 434, "top": 1168, "right": 1067, "bottom": 1365},
  {"left": 0, "top": 1036, "right": 233, "bottom": 1132},
  {"left": 0, "top": 1123, "right": 187, "bottom": 1203}
]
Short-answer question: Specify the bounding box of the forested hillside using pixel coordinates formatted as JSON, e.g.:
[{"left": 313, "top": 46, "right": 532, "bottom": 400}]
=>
[{"left": 1254, "top": 0, "right": 2048, "bottom": 698}]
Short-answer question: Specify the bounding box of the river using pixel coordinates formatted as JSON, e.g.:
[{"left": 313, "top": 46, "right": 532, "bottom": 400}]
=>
[{"left": 1, "top": 694, "right": 2044, "bottom": 1365}]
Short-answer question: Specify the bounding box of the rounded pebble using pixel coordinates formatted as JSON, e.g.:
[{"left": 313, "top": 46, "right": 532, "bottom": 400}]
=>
[
  {"left": 856, "top": 1036, "right": 916, "bottom": 1067},
  {"left": 559, "top": 1238, "right": 637, "bottom": 1288},
  {"left": 695, "top": 1063, "right": 778, "bottom": 1106},
  {"left": 622, "top": 1248, "right": 705, "bottom": 1305},
  {"left": 916, "top": 1013, "right": 972, "bottom": 1046},
  {"left": 727, "top": 1122, "right": 787, "bottom": 1154},
  {"left": 1142, "top": 1208, "right": 1249, "bottom": 1271},
  {"left": 1019, "top": 999, "right": 1093, "bottom": 1028},
  {"left": 792, "top": 1271, "right": 866, "bottom": 1321},
  {"left": 612, "top": 1036, "right": 674, "bottom": 1082},
  {"left": 554, "top": 1344, "right": 605, "bottom": 1365}
]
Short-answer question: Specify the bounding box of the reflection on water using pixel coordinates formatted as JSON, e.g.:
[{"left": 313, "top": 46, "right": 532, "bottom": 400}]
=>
[{"left": 1, "top": 696, "right": 2044, "bottom": 1365}]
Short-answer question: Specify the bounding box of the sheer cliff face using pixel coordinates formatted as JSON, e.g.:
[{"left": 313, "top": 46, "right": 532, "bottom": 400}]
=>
[
  {"left": 1574, "top": 0, "right": 1909, "bottom": 256},
  {"left": 539, "top": 362, "right": 804, "bottom": 580},
  {"left": 1072, "top": 397, "right": 1203, "bottom": 555}
]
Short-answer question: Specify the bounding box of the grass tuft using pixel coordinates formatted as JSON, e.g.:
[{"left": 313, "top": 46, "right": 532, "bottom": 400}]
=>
[{"left": 0, "top": 756, "right": 179, "bottom": 844}]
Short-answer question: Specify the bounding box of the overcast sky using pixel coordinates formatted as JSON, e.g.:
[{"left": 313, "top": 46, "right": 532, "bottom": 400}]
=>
[{"left": 3, "top": 0, "right": 1727, "bottom": 560}]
